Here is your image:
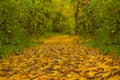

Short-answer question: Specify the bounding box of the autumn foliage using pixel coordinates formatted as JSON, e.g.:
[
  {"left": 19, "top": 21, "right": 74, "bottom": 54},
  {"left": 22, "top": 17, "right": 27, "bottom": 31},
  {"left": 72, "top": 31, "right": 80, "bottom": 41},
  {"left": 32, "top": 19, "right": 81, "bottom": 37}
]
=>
[
  {"left": 0, "top": 36, "right": 120, "bottom": 80},
  {"left": 0, "top": 0, "right": 120, "bottom": 79}
]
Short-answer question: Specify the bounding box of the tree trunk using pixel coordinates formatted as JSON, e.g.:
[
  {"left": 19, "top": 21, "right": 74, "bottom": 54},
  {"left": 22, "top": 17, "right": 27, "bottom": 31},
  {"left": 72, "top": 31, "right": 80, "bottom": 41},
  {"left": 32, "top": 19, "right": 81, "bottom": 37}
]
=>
[{"left": 74, "top": 1, "right": 79, "bottom": 35}]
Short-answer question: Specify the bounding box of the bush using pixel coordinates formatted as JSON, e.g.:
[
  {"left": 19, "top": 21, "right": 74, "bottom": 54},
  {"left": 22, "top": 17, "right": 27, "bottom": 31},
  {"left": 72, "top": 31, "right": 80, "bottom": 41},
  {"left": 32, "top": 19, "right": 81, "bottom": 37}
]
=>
[{"left": 77, "top": 0, "right": 120, "bottom": 56}]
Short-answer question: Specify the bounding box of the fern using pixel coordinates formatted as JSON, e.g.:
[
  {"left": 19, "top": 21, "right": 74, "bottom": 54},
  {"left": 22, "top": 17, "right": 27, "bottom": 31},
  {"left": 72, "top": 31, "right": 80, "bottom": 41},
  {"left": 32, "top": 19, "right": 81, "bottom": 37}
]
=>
[
  {"left": 89, "top": 0, "right": 98, "bottom": 8},
  {"left": 24, "top": 0, "right": 34, "bottom": 8}
]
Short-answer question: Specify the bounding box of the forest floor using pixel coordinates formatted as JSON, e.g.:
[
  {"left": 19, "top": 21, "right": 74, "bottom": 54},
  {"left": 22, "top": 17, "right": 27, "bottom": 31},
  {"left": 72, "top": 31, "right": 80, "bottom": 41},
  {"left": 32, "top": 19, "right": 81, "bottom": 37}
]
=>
[{"left": 0, "top": 35, "right": 120, "bottom": 80}]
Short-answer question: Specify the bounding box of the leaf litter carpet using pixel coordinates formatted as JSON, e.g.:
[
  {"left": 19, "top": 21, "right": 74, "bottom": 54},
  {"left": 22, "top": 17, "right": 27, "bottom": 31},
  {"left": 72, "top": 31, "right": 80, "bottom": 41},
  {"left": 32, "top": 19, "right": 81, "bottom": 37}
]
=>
[{"left": 0, "top": 35, "right": 120, "bottom": 80}]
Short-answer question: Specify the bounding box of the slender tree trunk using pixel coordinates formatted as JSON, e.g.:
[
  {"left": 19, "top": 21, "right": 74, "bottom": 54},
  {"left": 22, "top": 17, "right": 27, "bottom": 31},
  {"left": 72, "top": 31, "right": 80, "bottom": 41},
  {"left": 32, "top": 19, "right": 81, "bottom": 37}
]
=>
[{"left": 74, "top": 0, "right": 79, "bottom": 35}]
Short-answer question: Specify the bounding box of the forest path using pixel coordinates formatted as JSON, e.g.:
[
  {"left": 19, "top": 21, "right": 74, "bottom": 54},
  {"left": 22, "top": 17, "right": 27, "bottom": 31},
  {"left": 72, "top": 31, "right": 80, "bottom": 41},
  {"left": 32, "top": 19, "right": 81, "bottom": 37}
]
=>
[{"left": 0, "top": 35, "right": 120, "bottom": 80}]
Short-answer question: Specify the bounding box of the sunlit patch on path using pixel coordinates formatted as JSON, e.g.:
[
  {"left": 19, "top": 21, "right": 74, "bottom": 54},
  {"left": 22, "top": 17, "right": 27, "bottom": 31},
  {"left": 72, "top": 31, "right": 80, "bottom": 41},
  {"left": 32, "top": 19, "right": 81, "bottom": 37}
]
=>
[{"left": 0, "top": 35, "right": 120, "bottom": 80}]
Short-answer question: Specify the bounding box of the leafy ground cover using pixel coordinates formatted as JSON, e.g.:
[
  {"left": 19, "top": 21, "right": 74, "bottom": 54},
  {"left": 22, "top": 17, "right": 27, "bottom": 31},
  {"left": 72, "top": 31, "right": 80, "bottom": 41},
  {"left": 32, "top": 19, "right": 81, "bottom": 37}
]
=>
[{"left": 0, "top": 35, "right": 120, "bottom": 80}]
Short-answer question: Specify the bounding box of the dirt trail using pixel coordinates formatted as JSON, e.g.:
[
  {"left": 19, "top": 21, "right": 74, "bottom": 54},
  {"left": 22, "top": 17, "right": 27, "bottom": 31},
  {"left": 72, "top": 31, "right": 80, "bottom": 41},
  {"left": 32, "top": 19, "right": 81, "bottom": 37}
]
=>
[{"left": 0, "top": 35, "right": 120, "bottom": 80}]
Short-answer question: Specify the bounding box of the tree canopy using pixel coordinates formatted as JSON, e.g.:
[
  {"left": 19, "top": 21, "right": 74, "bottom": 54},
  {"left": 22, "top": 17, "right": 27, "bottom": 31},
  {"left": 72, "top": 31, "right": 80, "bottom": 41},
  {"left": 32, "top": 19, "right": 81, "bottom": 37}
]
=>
[{"left": 0, "top": 0, "right": 120, "bottom": 57}]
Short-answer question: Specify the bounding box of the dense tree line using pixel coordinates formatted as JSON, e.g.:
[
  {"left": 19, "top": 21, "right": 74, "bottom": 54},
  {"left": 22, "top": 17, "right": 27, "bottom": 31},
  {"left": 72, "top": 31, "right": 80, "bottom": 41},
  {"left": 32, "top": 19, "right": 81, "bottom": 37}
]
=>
[
  {"left": 0, "top": 0, "right": 120, "bottom": 57},
  {"left": 0, "top": 0, "right": 73, "bottom": 57},
  {"left": 74, "top": 0, "right": 120, "bottom": 55}
]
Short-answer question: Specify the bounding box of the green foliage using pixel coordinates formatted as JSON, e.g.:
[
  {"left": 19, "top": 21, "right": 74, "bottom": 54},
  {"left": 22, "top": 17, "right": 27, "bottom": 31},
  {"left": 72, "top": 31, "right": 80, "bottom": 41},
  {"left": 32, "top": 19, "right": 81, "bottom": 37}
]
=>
[
  {"left": 89, "top": 0, "right": 98, "bottom": 8},
  {"left": 70, "top": 0, "right": 75, "bottom": 3},
  {"left": 24, "top": 0, "right": 34, "bottom": 8},
  {"left": 0, "top": 0, "right": 72, "bottom": 58},
  {"left": 0, "top": 0, "right": 119, "bottom": 58},
  {"left": 45, "top": 0, "right": 52, "bottom": 2},
  {"left": 76, "top": 0, "right": 120, "bottom": 56}
]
